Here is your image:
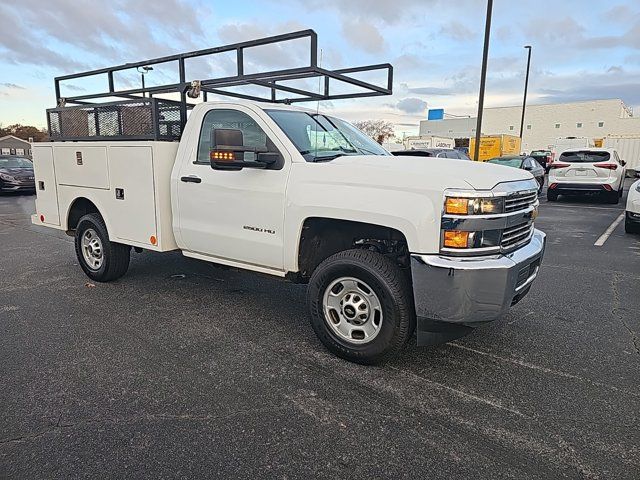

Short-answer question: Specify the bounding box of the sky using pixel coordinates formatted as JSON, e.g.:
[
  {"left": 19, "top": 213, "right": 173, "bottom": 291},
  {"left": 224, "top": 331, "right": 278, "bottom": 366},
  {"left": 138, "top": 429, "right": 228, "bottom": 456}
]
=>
[{"left": 0, "top": 0, "right": 639, "bottom": 136}]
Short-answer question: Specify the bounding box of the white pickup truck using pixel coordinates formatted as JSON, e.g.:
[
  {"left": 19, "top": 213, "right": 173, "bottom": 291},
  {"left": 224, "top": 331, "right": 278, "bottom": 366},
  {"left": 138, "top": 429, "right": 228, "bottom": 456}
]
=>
[{"left": 32, "top": 100, "right": 545, "bottom": 364}]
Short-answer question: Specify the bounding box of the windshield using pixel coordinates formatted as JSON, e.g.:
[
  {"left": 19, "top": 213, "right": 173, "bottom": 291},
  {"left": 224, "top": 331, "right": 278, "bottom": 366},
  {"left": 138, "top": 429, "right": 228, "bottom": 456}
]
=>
[
  {"left": 0, "top": 157, "right": 33, "bottom": 168},
  {"left": 266, "top": 110, "right": 390, "bottom": 161},
  {"left": 487, "top": 157, "right": 522, "bottom": 168},
  {"left": 559, "top": 151, "right": 610, "bottom": 163}
]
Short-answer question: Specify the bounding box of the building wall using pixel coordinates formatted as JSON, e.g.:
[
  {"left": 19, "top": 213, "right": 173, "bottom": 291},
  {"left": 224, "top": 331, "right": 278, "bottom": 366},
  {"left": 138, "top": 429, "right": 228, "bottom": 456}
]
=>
[
  {"left": 0, "top": 136, "right": 32, "bottom": 157},
  {"left": 419, "top": 99, "right": 640, "bottom": 153}
]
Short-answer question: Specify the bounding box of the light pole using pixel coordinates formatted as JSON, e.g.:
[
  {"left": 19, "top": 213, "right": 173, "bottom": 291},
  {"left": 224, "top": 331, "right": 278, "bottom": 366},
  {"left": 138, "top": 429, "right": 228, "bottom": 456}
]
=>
[
  {"left": 473, "top": 0, "right": 493, "bottom": 161},
  {"left": 519, "top": 45, "right": 532, "bottom": 140},
  {"left": 137, "top": 66, "right": 153, "bottom": 97}
]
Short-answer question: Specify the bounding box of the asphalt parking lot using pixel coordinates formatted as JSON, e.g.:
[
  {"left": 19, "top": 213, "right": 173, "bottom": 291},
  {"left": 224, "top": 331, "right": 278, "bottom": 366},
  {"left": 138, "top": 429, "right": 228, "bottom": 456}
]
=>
[{"left": 1, "top": 180, "right": 639, "bottom": 479}]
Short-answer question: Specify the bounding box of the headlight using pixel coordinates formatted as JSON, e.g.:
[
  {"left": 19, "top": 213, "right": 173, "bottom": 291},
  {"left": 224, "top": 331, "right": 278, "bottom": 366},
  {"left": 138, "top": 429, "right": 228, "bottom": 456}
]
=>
[
  {"left": 444, "top": 196, "right": 503, "bottom": 215},
  {"left": 0, "top": 173, "right": 16, "bottom": 181}
]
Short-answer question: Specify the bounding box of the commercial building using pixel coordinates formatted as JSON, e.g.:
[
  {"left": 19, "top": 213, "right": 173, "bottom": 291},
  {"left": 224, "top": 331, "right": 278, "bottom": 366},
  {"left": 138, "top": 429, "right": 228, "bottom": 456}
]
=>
[
  {"left": 419, "top": 99, "right": 640, "bottom": 153},
  {"left": 0, "top": 135, "right": 32, "bottom": 157}
]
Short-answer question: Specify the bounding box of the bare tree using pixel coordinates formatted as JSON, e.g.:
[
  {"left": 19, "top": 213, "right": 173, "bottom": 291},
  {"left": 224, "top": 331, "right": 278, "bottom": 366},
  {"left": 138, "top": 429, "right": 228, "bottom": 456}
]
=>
[{"left": 353, "top": 120, "right": 394, "bottom": 144}]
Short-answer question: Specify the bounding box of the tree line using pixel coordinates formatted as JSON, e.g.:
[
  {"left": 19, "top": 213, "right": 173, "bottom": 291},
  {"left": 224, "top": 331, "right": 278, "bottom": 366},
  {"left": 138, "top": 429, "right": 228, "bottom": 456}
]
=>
[{"left": 0, "top": 124, "right": 48, "bottom": 142}]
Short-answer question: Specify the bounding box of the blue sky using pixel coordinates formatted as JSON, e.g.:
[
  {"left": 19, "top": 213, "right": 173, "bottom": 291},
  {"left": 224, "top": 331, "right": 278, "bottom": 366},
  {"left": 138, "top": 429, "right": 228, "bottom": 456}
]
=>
[{"left": 1, "top": 0, "right": 639, "bottom": 135}]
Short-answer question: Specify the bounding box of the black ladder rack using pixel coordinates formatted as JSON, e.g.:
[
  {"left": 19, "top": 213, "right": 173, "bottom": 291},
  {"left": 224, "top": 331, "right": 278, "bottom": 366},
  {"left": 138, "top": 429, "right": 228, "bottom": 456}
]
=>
[{"left": 48, "top": 29, "right": 393, "bottom": 142}]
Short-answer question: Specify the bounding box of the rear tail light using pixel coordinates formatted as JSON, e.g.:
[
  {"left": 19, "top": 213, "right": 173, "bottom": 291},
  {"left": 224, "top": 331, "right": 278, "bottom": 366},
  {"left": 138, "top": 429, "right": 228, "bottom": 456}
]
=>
[
  {"left": 549, "top": 162, "right": 570, "bottom": 169},
  {"left": 594, "top": 163, "right": 618, "bottom": 170},
  {"left": 603, "top": 184, "right": 613, "bottom": 191},
  {"left": 548, "top": 183, "right": 558, "bottom": 190}
]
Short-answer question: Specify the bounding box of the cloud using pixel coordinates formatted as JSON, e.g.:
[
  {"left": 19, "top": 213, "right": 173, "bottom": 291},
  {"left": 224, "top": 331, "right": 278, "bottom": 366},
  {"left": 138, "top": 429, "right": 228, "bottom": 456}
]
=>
[
  {"left": 0, "top": 83, "right": 25, "bottom": 89},
  {"left": 288, "top": 0, "right": 438, "bottom": 24},
  {"left": 341, "top": 19, "right": 385, "bottom": 54},
  {"left": 404, "top": 85, "right": 455, "bottom": 96},
  {"left": 396, "top": 97, "right": 428, "bottom": 114},
  {"left": 0, "top": 0, "right": 207, "bottom": 72},
  {"left": 438, "top": 21, "right": 477, "bottom": 42}
]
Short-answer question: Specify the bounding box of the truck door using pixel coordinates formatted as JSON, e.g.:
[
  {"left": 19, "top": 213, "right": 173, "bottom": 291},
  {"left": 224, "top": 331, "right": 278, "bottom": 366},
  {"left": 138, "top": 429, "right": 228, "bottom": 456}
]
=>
[{"left": 175, "top": 106, "right": 289, "bottom": 271}]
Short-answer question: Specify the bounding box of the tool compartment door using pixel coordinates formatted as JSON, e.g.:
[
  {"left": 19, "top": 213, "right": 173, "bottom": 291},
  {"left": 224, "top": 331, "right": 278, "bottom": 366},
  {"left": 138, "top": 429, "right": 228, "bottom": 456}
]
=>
[
  {"left": 33, "top": 146, "right": 60, "bottom": 226},
  {"left": 108, "top": 146, "right": 157, "bottom": 245},
  {"left": 55, "top": 146, "right": 110, "bottom": 189}
]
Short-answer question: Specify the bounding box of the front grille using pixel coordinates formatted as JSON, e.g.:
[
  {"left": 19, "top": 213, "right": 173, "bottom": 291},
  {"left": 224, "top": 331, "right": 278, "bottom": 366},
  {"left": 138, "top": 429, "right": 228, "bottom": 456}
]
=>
[
  {"left": 504, "top": 191, "right": 538, "bottom": 212},
  {"left": 501, "top": 221, "right": 534, "bottom": 250}
]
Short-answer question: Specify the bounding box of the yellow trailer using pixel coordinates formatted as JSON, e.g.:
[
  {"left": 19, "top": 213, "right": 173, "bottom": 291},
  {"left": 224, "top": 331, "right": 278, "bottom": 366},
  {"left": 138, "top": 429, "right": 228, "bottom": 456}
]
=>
[{"left": 469, "top": 135, "right": 522, "bottom": 161}]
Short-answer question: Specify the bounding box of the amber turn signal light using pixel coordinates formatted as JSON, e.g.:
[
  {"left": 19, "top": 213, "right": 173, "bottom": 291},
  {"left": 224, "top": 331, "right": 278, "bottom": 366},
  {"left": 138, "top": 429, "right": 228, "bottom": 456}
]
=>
[
  {"left": 445, "top": 197, "right": 469, "bottom": 215},
  {"left": 443, "top": 230, "right": 470, "bottom": 248},
  {"left": 210, "top": 150, "right": 235, "bottom": 161}
]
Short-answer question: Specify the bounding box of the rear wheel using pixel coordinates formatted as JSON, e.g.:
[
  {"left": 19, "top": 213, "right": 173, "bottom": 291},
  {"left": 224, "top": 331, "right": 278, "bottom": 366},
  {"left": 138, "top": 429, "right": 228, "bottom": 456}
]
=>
[
  {"left": 307, "top": 249, "right": 415, "bottom": 365},
  {"left": 75, "top": 213, "right": 130, "bottom": 282},
  {"left": 547, "top": 190, "right": 558, "bottom": 202},
  {"left": 605, "top": 190, "right": 619, "bottom": 204}
]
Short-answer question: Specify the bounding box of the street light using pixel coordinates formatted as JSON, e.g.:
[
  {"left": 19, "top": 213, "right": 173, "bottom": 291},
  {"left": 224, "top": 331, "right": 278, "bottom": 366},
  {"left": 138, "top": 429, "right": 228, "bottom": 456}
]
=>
[
  {"left": 519, "top": 45, "right": 532, "bottom": 140},
  {"left": 137, "top": 66, "right": 154, "bottom": 97},
  {"left": 473, "top": 0, "right": 493, "bottom": 162}
]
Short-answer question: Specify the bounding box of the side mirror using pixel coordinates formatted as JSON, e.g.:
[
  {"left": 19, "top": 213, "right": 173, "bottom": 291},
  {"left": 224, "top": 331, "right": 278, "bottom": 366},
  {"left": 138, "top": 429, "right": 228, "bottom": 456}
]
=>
[
  {"left": 209, "top": 128, "right": 277, "bottom": 171},
  {"left": 524, "top": 166, "right": 533, "bottom": 171},
  {"left": 620, "top": 159, "right": 627, "bottom": 167}
]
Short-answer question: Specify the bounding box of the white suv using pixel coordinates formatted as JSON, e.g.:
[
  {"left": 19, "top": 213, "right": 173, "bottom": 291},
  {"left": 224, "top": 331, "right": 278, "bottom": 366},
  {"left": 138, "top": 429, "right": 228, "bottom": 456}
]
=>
[
  {"left": 625, "top": 176, "right": 640, "bottom": 234},
  {"left": 547, "top": 148, "right": 626, "bottom": 204}
]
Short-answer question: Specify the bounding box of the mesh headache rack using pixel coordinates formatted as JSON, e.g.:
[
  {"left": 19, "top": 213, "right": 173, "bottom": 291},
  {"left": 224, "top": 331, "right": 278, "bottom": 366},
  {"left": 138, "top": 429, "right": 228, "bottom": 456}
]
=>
[{"left": 47, "top": 29, "right": 393, "bottom": 142}]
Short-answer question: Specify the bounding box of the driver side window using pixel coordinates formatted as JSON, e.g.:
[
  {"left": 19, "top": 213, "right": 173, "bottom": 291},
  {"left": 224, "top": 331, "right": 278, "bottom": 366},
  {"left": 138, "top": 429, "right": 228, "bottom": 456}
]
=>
[{"left": 196, "top": 109, "right": 278, "bottom": 165}]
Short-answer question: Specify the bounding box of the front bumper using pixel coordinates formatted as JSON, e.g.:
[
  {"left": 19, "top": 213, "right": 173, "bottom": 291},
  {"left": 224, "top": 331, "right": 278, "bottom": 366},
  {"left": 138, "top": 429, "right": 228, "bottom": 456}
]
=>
[
  {"left": 0, "top": 181, "right": 35, "bottom": 192},
  {"left": 411, "top": 230, "right": 546, "bottom": 345}
]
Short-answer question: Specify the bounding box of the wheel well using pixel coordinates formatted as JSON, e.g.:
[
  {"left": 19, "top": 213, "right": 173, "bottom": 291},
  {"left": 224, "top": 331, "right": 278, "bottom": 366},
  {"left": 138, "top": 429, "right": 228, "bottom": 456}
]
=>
[
  {"left": 296, "top": 218, "right": 409, "bottom": 281},
  {"left": 67, "top": 198, "right": 100, "bottom": 231}
]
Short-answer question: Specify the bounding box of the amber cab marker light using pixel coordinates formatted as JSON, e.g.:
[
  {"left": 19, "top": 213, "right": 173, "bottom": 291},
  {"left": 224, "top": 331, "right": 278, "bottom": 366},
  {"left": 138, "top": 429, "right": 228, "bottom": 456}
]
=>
[
  {"left": 445, "top": 197, "right": 469, "bottom": 215},
  {"left": 150, "top": 235, "right": 157, "bottom": 245},
  {"left": 443, "top": 230, "right": 470, "bottom": 248},
  {"left": 210, "top": 151, "right": 235, "bottom": 161}
]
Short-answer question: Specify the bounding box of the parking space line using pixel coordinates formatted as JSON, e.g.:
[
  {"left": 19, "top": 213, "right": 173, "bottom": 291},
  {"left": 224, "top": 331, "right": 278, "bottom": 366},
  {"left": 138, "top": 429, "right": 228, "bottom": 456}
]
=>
[
  {"left": 542, "top": 204, "right": 622, "bottom": 211},
  {"left": 594, "top": 213, "right": 625, "bottom": 247}
]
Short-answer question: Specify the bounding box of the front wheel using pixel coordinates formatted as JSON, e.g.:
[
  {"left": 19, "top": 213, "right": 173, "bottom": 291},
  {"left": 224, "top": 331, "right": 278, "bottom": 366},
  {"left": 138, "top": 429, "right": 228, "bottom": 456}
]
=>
[
  {"left": 307, "top": 249, "right": 415, "bottom": 365},
  {"left": 75, "top": 213, "right": 130, "bottom": 282},
  {"left": 625, "top": 215, "right": 640, "bottom": 234}
]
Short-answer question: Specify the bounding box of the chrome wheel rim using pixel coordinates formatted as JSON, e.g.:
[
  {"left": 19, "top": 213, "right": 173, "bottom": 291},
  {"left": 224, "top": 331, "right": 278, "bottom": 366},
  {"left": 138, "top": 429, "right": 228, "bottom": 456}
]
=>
[
  {"left": 81, "top": 228, "right": 103, "bottom": 270},
  {"left": 322, "top": 277, "right": 383, "bottom": 344}
]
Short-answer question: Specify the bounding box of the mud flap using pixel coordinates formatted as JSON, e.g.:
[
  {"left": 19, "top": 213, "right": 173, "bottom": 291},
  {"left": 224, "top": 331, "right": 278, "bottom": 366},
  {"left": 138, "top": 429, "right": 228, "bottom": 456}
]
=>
[{"left": 416, "top": 318, "right": 473, "bottom": 346}]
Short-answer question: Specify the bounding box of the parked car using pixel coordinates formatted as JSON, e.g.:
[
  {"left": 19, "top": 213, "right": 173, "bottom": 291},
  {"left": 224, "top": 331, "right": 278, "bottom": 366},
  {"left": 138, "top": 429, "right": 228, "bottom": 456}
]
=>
[
  {"left": 625, "top": 174, "right": 640, "bottom": 234},
  {"left": 454, "top": 146, "right": 469, "bottom": 156},
  {"left": 547, "top": 148, "right": 626, "bottom": 203},
  {"left": 391, "top": 148, "right": 471, "bottom": 160},
  {"left": 529, "top": 150, "right": 552, "bottom": 171},
  {"left": 487, "top": 155, "right": 545, "bottom": 192},
  {"left": 0, "top": 156, "right": 36, "bottom": 194}
]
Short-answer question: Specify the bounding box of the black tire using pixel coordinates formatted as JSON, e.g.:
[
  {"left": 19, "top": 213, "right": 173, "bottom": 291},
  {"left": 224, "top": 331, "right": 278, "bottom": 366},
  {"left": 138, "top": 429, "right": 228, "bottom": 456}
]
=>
[
  {"left": 537, "top": 176, "right": 544, "bottom": 193},
  {"left": 625, "top": 215, "right": 640, "bottom": 234},
  {"left": 75, "top": 213, "right": 130, "bottom": 282},
  {"left": 547, "top": 190, "right": 559, "bottom": 202},
  {"left": 307, "top": 249, "right": 415, "bottom": 365},
  {"left": 605, "top": 190, "right": 619, "bottom": 204}
]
